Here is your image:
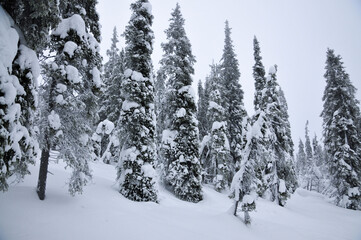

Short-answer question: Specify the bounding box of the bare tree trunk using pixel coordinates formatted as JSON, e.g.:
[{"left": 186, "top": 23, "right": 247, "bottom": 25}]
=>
[
  {"left": 37, "top": 146, "right": 50, "bottom": 200},
  {"left": 234, "top": 200, "right": 239, "bottom": 216}
]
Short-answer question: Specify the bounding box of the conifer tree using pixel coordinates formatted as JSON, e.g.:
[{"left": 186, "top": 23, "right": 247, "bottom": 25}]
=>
[
  {"left": 321, "top": 49, "right": 361, "bottom": 210},
  {"left": 304, "top": 121, "right": 314, "bottom": 190},
  {"left": 117, "top": 0, "right": 158, "bottom": 202},
  {"left": 262, "top": 66, "right": 295, "bottom": 206},
  {"left": 36, "top": 0, "right": 102, "bottom": 200},
  {"left": 98, "top": 26, "right": 124, "bottom": 163},
  {"left": 220, "top": 21, "right": 248, "bottom": 168},
  {"left": 159, "top": 3, "right": 202, "bottom": 202},
  {"left": 0, "top": 2, "right": 58, "bottom": 191},
  {"left": 296, "top": 139, "right": 307, "bottom": 177},
  {"left": 155, "top": 66, "right": 166, "bottom": 169},
  {"left": 203, "top": 65, "right": 232, "bottom": 191},
  {"left": 197, "top": 80, "right": 208, "bottom": 140},
  {"left": 312, "top": 134, "right": 326, "bottom": 192},
  {"left": 253, "top": 36, "right": 266, "bottom": 112}
]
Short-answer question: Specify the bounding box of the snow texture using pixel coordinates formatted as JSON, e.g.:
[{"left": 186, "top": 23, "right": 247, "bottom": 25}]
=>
[
  {"left": 176, "top": 108, "right": 186, "bottom": 118},
  {"left": 141, "top": 163, "right": 156, "bottom": 178},
  {"left": 142, "top": 2, "right": 152, "bottom": 15},
  {"left": 131, "top": 71, "right": 145, "bottom": 82},
  {"left": 92, "top": 67, "right": 102, "bottom": 88},
  {"left": 212, "top": 121, "right": 225, "bottom": 131},
  {"left": 122, "top": 100, "right": 140, "bottom": 111},
  {"left": 0, "top": 6, "right": 18, "bottom": 71},
  {"left": 2, "top": 162, "right": 360, "bottom": 240},
  {"left": 63, "top": 41, "right": 78, "bottom": 57},
  {"left": 65, "top": 65, "right": 81, "bottom": 84},
  {"left": 48, "top": 110, "right": 61, "bottom": 130},
  {"left": 279, "top": 179, "right": 286, "bottom": 193},
  {"left": 56, "top": 83, "right": 67, "bottom": 93},
  {"left": 53, "top": 14, "right": 86, "bottom": 39},
  {"left": 269, "top": 65, "right": 277, "bottom": 74},
  {"left": 96, "top": 119, "right": 114, "bottom": 135}
]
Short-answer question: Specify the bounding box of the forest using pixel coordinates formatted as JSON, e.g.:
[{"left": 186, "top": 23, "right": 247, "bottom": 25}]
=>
[{"left": 0, "top": 0, "right": 361, "bottom": 234}]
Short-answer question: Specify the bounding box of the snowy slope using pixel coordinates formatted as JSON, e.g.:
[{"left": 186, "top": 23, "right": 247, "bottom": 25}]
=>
[{"left": 1, "top": 159, "right": 361, "bottom": 240}]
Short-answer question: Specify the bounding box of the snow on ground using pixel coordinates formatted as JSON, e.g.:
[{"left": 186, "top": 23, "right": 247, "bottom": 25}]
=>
[{"left": 1, "top": 159, "right": 361, "bottom": 240}]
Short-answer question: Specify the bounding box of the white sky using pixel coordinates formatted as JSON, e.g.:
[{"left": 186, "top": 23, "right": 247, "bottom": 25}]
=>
[{"left": 97, "top": 0, "right": 361, "bottom": 147}]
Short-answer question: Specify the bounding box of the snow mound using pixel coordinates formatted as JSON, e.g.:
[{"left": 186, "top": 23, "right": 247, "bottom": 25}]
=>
[
  {"left": 1, "top": 161, "right": 361, "bottom": 240},
  {"left": 53, "top": 14, "right": 86, "bottom": 39}
]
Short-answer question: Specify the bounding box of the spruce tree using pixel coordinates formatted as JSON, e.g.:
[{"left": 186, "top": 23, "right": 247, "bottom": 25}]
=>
[
  {"left": 99, "top": 26, "right": 123, "bottom": 123},
  {"left": 204, "top": 65, "right": 232, "bottom": 191},
  {"left": 36, "top": 0, "right": 102, "bottom": 199},
  {"left": 321, "top": 49, "right": 361, "bottom": 210},
  {"left": 98, "top": 26, "right": 124, "bottom": 163},
  {"left": 159, "top": 3, "right": 202, "bottom": 202},
  {"left": 253, "top": 36, "right": 266, "bottom": 112},
  {"left": 117, "top": 0, "right": 158, "bottom": 202},
  {"left": 197, "top": 79, "right": 208, "bottom": 140},
  {"left": 262, "top": 66, "right": 295, "bottom": 206},
  {"left": 155, "top": 66, "right": 166, "bottom": 170},
  {"left": 220, "top": 21, "right": 248, "bottom": 169},
  {"left": 304, "top": 121, "right": 314, "bottom": 190},
  {"left": 0, "top": 2, "right": 58, "bottom": 191},
  {"left": 296, "top": 139, "right": 307, "bottom": 178}
]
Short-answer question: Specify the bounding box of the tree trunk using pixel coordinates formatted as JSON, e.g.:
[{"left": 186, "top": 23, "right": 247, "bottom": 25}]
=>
[
  {"left": 233, "top": 200, "right": 239, "bottom": 216},
  {"left": 244, "top": 210, "right": 251, "bottom": 225},
  {"left": 37, "top": 147, "right": 50, "bottom": 200}
]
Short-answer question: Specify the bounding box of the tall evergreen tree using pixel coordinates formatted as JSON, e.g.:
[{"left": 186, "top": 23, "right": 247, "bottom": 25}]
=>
[
  {"left": 203, "top": 65, "right": 232, "bottom": 191},
  {"left": 117, "top": 0, "right": 158, "bottom": 202},
  {"left": 36, "top": 0, "right": 102, "bottom": 200},
  {"left": 321, "top": 49, "right": 361, "bottom": 210},
  {"left": 0, "top": 2, "right": 58, "bottom": 191},
  {"left": 220, "top": 20, "right": 248, "bottom": 169},
  {"left": 253, "top": 36, "right": 266, "bottom": 112},
  {"left": 197, "top": 79, "right": 208, "bottom": 140},
  {"left": 262, "top": 66, "right": 296, "bottom": 206},
  {"left": 159, "top": 3, "right": 202, "bottom": 202},
  {"left": 98, "top": 26, "right": 124, "bottom": 163},
  {"left": 278, "top": 87, "right": 294, "bottom": 157},
  {"left": 296, "top": 139, "right": 307, "bottom": 177}
]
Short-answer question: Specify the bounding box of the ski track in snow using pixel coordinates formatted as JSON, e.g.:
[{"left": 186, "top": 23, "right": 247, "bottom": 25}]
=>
[{"left": 0, "top": 160, "right": 361, "bottom": 240}]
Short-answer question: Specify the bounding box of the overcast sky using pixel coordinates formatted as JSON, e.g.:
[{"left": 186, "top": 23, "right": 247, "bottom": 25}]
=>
[{"left": 97, "top": 0, "right": 361, "bottom": 147}]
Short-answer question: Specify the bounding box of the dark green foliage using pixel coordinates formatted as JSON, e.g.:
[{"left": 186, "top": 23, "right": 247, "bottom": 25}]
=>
[
  {"left": 117, "top": 0, "right": 158, "bottom": 202},
  {"left": 321, "top": 49, "right": 361, "bottom": 210},
  {"left": 220, "top": 21, "right": 248, "bottom": 167},
  {"left": 159, "top": 3, "right": 202, "bottom": 202},
  {"left": 253, "top": 36, "right": 266, "bottom": 112}
]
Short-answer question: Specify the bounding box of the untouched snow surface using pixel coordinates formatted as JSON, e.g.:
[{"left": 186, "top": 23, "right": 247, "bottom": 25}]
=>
[{"left": 1, "top": 159, "right": 361, "bottom": 240}]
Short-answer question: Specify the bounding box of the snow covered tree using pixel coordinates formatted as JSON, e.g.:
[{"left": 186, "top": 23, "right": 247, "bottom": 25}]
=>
[
  {"left": 253, "top": 36, "right": 266, "bottom": 112},
  {"left": 321, "top": 49, "right": 361, "bottom": 210},
  {"left": 202, "top": 65, "right": 232, "bottom": 191},
  {"left": 98, "top": 26, "right": 124, "bottom": 163},
  {"left": 197, "top": 78, "right": 211, "bottom": 141},
  {"left": 155, "top": 64, "right": 166, "bottom": 170},
  {"left": 99, "top": 26, "right": 124, "bottom": 123},
  {"left": 0, "top": 0, "right": 59, "bottom": 55},
  {"left": 36, "top": 1, "right": 102, "bottom": 200},
  {"left": 231, "top": 121, "right": 259, "bottom": 224},
  {"left": 116, "top": 0, "right": 158, "bottom": 202},
  {"left": 312, "top": 134, "right": 327, "bottom": 193},
  {"left": 296, "top": 139, "right": 307, "bottom": 177},
  {"left": 0, "top": 2, "right": 58, "bottom": 191},
  {"left": 220, "top": 21, "right": 248, "bottom": 169},
  {"left": 159, "top": 3, "right": 202, "bottom": 202},
  {"left": 305, "top": 121, "right": 313, "bottom": 163},
  {"left": 278, "top": 87, "right": 294, "bottom": 158},
  {"left": 262, "top": 66, "right": 295, "bottom": 206}
]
